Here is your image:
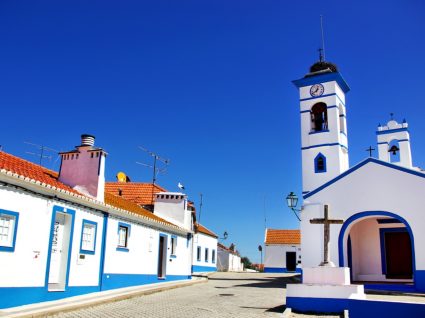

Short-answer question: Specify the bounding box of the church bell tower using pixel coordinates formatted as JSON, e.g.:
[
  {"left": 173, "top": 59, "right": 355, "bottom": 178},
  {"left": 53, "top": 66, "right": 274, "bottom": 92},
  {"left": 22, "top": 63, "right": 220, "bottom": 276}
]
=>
[{"left": 293, "top": 59, "right": 350, "bottom": 195}]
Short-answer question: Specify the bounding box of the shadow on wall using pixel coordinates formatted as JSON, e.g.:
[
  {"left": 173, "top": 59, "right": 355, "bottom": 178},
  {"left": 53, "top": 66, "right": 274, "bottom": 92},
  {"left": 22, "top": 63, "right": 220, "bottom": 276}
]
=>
[{"left": 209, "top": 274, "right": 301, "bottom": 289}]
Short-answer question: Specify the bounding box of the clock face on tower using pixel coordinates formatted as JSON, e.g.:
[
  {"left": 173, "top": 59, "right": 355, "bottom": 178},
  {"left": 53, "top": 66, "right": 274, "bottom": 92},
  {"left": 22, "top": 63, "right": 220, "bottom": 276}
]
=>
[{"left": 310, "top": 84, "right": 324, "bottom": 97}]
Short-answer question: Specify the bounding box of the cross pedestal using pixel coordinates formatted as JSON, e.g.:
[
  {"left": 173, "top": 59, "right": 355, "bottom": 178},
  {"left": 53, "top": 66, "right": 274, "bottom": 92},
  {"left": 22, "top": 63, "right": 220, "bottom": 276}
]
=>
[{"left": 286, "top": 204, "right": 365, "bottom": 314}]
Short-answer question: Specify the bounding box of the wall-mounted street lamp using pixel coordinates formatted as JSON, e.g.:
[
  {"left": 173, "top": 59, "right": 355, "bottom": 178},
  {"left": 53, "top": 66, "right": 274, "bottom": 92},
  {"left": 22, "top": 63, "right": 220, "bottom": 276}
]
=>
[{"left": 286, "top": 192, "right": 301, "bottom": 221}]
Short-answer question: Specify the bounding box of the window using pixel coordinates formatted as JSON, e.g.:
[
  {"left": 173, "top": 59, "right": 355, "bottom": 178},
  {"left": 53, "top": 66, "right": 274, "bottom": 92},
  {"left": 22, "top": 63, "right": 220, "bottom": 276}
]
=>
[
  {"left": 0, "top": 210, "right": 19, "bottom": 252},
  {"left": 80, "top": 220, "right": 97, "bottom": 254},
  {"left": 171, "top": 236, "right": 177, "bottom": 256},
  {"left": 212, "top": 249, "right": 216, "bottom": 263},
  {"left": 205, "top": 248, "right": 209, "bottom": 262},
  {"left": 117, "top": 222, "right": 131, "bottom": 251},
  {"left": 339, "top": 104, "right": 346, "bottom": 135},
  {"left": 314, "top": 153, "right": 327, "bottom": 173},
  {"left": 311, "top": 102, "right": 328, "bottom": 132},
  {"left": 197, "top": 246, "right": 201, "bottom": 261}
]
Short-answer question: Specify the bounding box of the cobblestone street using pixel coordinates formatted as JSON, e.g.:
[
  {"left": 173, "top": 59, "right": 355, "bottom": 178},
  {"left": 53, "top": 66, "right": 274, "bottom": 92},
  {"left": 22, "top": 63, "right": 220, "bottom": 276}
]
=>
[{"left": 50, "top": 272, "right": 304, "bottom": 318}]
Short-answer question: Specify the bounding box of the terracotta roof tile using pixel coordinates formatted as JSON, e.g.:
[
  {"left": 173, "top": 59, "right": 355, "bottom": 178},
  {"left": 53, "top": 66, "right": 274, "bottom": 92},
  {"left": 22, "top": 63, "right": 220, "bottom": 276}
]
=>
[
  {"left": 104, "top": 192, "right": 178, "bottom": 228},
  {"left": 105, "top": 182, "right": 166, "bottom": 205},
  {"left": 265, "top": 229, "right": 301, "bottom": 245},
  {"left": 0, "top": 151, "right": 79, "bottom": 195},
  {"left": 194, "top": 223, "right": 218, "bottom": 238}
]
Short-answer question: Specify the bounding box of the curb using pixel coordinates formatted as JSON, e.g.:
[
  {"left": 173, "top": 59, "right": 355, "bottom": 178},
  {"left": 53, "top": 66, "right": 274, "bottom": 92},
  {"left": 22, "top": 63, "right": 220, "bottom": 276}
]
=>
[{"left": 1, "top": 278, "right": 207, "bottom": 318}]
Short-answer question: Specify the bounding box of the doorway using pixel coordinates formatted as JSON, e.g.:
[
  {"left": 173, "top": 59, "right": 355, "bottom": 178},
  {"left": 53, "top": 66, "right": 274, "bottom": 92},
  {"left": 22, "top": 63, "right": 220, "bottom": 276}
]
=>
[
  {"left": 158, "top": 234, "right": 167, "bottom": 279},
  {"left": 48, "top": 211, "right": 73, "bottom": 291},
  {"left": 286, "top": 251, "right": 297, "bottom": 272},
  {"left": 383, "top": 230, "right": 413, "bottom": 279}
]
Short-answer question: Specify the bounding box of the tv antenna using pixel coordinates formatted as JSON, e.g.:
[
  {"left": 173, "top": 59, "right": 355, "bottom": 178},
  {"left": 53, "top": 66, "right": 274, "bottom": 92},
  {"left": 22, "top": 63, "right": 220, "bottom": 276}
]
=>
[{"left": 24, "top": 141, "right": 59, "bottom": 166}]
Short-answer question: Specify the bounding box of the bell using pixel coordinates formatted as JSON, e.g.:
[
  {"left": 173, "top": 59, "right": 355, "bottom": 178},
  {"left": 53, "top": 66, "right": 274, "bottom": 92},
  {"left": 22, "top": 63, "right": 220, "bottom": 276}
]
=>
[{"left": 388, "top": 145, "right": 399, "bottom": 155}]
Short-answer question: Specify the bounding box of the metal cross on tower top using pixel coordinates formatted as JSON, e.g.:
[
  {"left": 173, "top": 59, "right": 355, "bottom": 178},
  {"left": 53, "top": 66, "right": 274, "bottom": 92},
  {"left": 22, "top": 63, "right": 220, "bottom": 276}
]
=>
[{"left": 310, "top": 205, "right": 344, "bottom": 267}]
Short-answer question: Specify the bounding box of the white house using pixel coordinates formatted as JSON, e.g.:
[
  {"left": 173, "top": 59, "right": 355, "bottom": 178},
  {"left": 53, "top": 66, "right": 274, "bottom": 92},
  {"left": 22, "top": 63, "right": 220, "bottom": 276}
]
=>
[
  {"left": 291, "top": 59, "right": 425, "bottom": 294},
  {"left": 192, "top": 223, "right": 218, "bottom": 273},
  {"left": 0, "top": 135, "right": 193, "bottom": 309},
  {"left": 264, "top": 229, "right": 301, "bottom": 273},
  {"left": 217, "top": 243, "right": 243, "bottom": 272}
]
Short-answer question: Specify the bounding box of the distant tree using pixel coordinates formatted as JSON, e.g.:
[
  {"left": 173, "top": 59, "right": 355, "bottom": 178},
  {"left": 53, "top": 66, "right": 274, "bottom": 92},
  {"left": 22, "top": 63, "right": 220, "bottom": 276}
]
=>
[{"left": 241, "top": 256, "right": 252, "bottom": 269}]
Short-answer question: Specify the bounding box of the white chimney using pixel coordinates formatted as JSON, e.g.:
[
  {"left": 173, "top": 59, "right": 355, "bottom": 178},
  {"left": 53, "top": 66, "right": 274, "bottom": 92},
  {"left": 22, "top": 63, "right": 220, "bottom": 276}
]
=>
[{"left": 58, "top": 134, "right": 107, "bottom": 202}]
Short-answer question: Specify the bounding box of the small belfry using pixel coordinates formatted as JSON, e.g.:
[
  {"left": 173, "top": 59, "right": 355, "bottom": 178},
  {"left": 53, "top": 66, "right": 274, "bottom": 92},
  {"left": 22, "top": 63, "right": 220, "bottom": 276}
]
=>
[{"left": 292, "top": 55, "right": 350, "bottom": 194}]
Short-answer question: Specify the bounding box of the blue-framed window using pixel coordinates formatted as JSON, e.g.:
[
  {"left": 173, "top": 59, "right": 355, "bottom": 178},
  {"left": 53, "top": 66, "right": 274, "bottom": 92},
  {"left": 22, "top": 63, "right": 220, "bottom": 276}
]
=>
[
  {"left": 212, "top": 249, "right": 216, "bottom": 263},
  {"left": 80, "top": 219, "right": 97, "bottom": 255},
  {"left": 314, "top": 153, "right": 327, "bottom": 173},
  {"left": 117, "top": 222, "right": 131, "bottom": 252},
  {"left": 205, "top": 247, "right": 209, "bottom": 262},
  {"left": 170, "top": 235, "right": 177, "bottom": 257},
  {"left": 197, "top": 246, "right": 201, "bottom": 261},
  {"left": 0, "top": 210, "right": 19, "bottom": 252}
]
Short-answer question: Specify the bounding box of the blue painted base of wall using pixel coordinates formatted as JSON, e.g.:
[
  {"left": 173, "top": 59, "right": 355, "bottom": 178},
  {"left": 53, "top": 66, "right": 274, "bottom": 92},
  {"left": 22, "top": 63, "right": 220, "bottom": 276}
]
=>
[
  {"left": 192, "top": 265, "right": 217, "bottom": 273},
  {"left": 415, "top": 270, "right": 425, "bottom": 292},
  {"left": 349, "top": 299, "right": 425, "bottom": 318},
  {"left": 0, "top": 274, "right": 192, "bottom": 309},
  {"left": 0, "top": 286, "right": 99, "bottom": 309},
  {"left": 287, "top": 296, "right": 348, "bottom": 313},
  {"left": 101, "top": 273, "right": 191, "bottom": 291},
  {"left": 264, "top": 267, "right": 302, "bottom": 274},
  {"left": 287, "top": 296, "right": 425, "bottom": 318},
  {"left": 364, "top": 284, "right": 416, "bottom": 293}
]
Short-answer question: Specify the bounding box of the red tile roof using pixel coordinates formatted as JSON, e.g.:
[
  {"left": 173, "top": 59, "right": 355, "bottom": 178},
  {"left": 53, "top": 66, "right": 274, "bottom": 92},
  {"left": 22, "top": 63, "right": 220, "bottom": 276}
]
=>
[
  {"left": 105, "top": 182, "right": 166, "bottom": 205},
  {"left": 0, "top": 151, "right": 183, "bottom": 231},
  {"left": 265, "top": 229, "right": 301, "bottom": 245},
  {"left": 104, "top": 192, "right": 177, "bottom": 227},
  {"left": 0, "top": 151, "right": 80, "bottom": 195},
  {"left": 194, "top": 223, "right": 218, "bottom": 238}
]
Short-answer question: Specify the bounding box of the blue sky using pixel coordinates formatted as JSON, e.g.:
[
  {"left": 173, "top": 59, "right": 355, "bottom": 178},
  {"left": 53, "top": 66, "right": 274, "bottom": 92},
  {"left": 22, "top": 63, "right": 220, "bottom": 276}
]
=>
[{"left": 0, "top": 1, "right": 424, "bottom": 263}]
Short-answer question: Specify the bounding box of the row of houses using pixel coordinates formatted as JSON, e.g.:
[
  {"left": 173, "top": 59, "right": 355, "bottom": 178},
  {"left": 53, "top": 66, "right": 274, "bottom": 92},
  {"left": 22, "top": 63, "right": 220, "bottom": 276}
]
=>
[{"left": 0, "top": 134, "right": 241, "bottom": 309}]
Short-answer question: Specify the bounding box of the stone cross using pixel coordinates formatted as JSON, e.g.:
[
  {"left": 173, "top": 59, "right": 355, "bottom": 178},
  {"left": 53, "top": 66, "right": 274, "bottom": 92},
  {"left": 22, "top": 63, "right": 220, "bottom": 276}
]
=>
[{"left": 310, "top": 205, "right": 344, "bottom": 267}]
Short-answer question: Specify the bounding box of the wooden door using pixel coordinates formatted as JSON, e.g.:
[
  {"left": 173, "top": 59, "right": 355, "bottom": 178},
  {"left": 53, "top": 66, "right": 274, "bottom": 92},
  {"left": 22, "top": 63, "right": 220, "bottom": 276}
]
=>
[{"left": 385, "top": 231, "right": 413, "bottom": 279}]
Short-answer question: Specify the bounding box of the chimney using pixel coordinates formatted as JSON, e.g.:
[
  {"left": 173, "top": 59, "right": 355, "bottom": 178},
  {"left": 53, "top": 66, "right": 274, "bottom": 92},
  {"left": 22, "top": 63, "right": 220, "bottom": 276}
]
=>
[{"left": 58, "top": 134, "right": 107, "bottom": 202}]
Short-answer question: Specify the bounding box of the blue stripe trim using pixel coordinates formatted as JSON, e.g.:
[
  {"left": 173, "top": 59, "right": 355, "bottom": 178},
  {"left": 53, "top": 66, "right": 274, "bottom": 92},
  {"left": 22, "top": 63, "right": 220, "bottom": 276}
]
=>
[
  {"left": 376, "top": 127, "right": 408, "bottom": 135},
  {"left": 300, "top": 93, "right": 340, "bottom": 102},
  {"left": 99, "top": 213, "right": 108, "bottom": 289},
  {"left": 292, "top": 72, "right": 350, "bottom": 93},
  {"left": 378, "top": 142, "right": 388, "bottom": 145},
  {"left": 398, "top": 139, "right": 409, "bottom": 142},
  {"left": 101, "top": 274, "right": 191, "bottom": 291},
  {"left": 287, "top": 296, "right": 349, "bottom": 313},
  {"left": 263, "top": 267, "right": 302, "bottom": 273},
  {"left": 0, "top": 209, "right": 19, "bottom": 252},
  {"left": 337, "top": 211, "right": 416, "bottom": 285},
  {"left": 192, "top": 265, "right": 217, "bottom": 272},
  {"left": 309, "top": 130, "right": 330, "bottom": 135},
  {"left": 0, "top": 286, "right": 100, "bottom": 309},
  {"left": 302, "top": 143, "right": 348, "bottom": 151},
  {"left": 304, "top": 158, "right": 425, "bottom": 199}
]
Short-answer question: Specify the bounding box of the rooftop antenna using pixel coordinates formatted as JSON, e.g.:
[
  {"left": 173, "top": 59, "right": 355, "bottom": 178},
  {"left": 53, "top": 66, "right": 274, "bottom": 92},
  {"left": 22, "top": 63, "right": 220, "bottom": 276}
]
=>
[
  {"left": 319, "top": 15, "right": 326, "bottom": 62},
  {"left": 24, "top": 141, "right": 59, "bottom": 166},
  {"left": 198, "top": 193, "right": 203, "bottom": 224},
  {"left": 137, "top": 146, "right": 170, "bottom": 205},
  {"left": 263, "top": 195, "right": 267, "bottom": 231}
]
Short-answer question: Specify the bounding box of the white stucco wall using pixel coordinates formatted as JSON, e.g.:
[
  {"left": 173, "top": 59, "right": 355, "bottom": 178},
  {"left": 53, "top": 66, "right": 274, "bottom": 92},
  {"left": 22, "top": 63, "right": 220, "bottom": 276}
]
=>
[
  {"left": 154, "top": 193, "right": 192, "bottom": 231},
  {"left": 264, "top": 244, "right": 301, "bottom": 269},
  {"left": 103, "top": 216, "right": 191, "bottom": 277},
  {"left": 192, "top": 233, "right": 217, "bottom": 269},
  {"left": 0, "top": 186, "right": 104, "bottom": 288}
]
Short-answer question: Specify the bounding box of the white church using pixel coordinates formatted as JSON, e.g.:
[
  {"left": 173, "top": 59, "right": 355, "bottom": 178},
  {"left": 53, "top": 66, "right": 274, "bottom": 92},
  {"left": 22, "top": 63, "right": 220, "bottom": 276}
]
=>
[{"left": 291, "top": 58, "right": 425, "bottom": 295}]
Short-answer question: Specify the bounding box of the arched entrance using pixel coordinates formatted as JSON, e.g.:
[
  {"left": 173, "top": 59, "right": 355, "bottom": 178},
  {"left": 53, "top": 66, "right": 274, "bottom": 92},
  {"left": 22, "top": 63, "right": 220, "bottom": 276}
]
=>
[{"left": 338, "top": 211, "right": 415, "bottom": 285}]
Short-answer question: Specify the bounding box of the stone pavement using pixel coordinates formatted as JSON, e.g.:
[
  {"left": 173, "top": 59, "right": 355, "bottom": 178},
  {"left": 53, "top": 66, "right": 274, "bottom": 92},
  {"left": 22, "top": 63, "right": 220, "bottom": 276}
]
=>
[{"left": 48, "top": 272, "right": 303, "bottom": 318}]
